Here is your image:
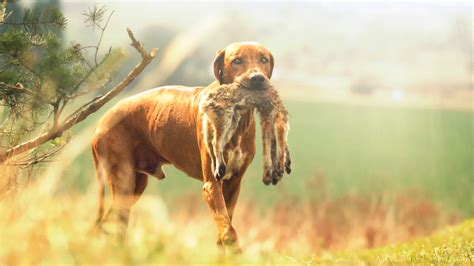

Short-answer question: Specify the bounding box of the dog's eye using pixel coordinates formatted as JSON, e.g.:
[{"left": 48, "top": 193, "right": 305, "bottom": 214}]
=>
[
  {"left": 232, "top": 58, "right": 243, "bottom": 65},
  {"left": 260, "top": 57, "right": 269, "bottom": 64}
]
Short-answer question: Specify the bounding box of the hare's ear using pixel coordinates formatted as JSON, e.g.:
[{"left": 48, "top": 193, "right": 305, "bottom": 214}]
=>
[{"left": 213, "top": 49, "right": 225, "bottom": 84}]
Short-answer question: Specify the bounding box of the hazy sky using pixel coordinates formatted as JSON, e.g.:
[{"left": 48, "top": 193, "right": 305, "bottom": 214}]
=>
[{"left": 16, "top": 1, "right": 472, "bottom": 91}]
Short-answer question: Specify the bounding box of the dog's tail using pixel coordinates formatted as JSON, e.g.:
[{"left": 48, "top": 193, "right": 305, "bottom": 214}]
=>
[{"left": 92, "top": 146, "right": 105, "bottom": 227}]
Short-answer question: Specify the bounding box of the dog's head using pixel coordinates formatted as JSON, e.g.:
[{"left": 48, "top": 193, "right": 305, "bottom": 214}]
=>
[{"left": 213, "top": 42, "right": 274, "bottom": 90}]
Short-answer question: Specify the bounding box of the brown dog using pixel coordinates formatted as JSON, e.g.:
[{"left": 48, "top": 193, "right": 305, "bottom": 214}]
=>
[{"left": 92, "top": 42, "right": 283, "bottom": 251}]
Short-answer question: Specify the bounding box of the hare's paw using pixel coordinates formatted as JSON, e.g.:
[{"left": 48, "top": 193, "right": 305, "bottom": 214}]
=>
[
  {"left": 262, "top": 167, "right": 273, "bottom": 185},
  {"left": 285, "top": 149, "right": 292, "bottom": 174},
  {"left": 214, "top": 163, "right": 227, "bottom": 181}
]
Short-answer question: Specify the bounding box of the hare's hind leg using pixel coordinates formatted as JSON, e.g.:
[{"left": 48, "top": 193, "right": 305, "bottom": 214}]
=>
[
  {"left": 212, "top": 110, "right": 238, "bottom": 181},
  {"left": 260, "top": 115, "right": 276, "bottom": 185},
  {"left": 202, "top": 113, "right": 218, "bottom": 178},
  {"left": 273, "top": 113, "right": 290, "bottom": 181},
  {"left": 204, "top": 110, "right": 234, "bottom": 181}
]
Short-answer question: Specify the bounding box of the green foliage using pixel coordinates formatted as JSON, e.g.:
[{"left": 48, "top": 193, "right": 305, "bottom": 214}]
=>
[
  {"left": 21, "top": 7, "right": 66, "bottom": 34},
  {"left": 0, "top": 28, "right": 30, "bottom": 56},
  {"left": 0, "top": 26, "right": 87, "bottom": 128},
  {"left": 34, "top": 32, "right": 87, "bottom": 97},
  {"left": 1, "top": 27, "right": 87, "bottom": 101},
  {"left": 0, "top": 5, "right": 120, "bottom": 146},
  {"left": 82, "top": 4, "right": 108, "bottom": 29},
  {"left": 0, "top": 4, "right": 124, "bottom": 169},
  {"left": 0, "top": 70, "right": 25, "bottom": 115}
]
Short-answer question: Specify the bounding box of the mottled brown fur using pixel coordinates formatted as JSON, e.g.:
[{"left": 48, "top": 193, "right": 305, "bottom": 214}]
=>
[{"left": 200, "top": 81, "right": 291, "bottom": 185}]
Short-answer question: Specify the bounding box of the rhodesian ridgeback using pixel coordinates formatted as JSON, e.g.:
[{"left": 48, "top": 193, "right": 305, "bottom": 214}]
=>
[{"left": 92, "top": 42, "right": 285, "bottom": 251}]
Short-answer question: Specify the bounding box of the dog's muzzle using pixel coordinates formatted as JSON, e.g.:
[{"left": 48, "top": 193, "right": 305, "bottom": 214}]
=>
[{"left": 249, "top": 73, "right": 265, "bottom": 88}]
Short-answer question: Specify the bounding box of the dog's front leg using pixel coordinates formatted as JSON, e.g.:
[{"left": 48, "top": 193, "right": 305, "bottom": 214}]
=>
[{"left": 200, "top": 147, "right": 240, "bottom": 253}]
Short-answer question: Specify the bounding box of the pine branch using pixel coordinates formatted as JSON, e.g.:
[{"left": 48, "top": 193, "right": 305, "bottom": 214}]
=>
[
  {"left": 94, "top": 10, "right": 114, "bottom": 66},
  {"left": 3, "top": 20, "right": 64, "bottom": 27},
  {"left": 0, "top": 28, "right": 158, "bottom": 164},
  {"left": 0, "top": 82, "right": 55, "bottom": 106},
  {"left": 2, "top": 8, "right": 66, "bottom": 31}
]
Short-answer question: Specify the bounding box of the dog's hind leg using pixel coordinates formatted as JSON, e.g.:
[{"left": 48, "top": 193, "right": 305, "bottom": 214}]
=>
[
  {"left": 133, "top": 172, "right": 148, "bottom": 205},
  {"left": 109, "top": 160, "right": 136, "bottom": 241},
  {"left": 93, "top": 130, "right": 137, "bottom": 240},
  {"left": 91, "top": 145, "right": 106, "bottom": 229}
]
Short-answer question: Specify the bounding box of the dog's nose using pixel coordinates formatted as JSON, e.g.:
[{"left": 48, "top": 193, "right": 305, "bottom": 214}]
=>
[{"left": 250, "top": 73, "right": 265, "bottom": 83}]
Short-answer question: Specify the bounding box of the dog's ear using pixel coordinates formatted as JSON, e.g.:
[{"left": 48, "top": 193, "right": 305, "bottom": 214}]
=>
[
  {"left": 213, "top": 49, "right": 225, "bottom": 84},
  {"left": 268, "top": 52, "right": 274, "bottom": 79}
]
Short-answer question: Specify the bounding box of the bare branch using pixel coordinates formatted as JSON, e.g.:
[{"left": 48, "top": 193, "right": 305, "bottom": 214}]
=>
[
  {"left": 0, "top": 28, "right": 157, "bottom": 164},
  {"left": 0, "top": 0, "right": 6, "bottom": 24},
  {"left": 94, "top": 10, "right": 114, "bottom": 66},
  {"left": 128, "top": 28, "right": 157, "bottom": 58},
  {"left": 52, "top": 98, "right": 61, "bottom": 129},
  {"left": 0, "top": 0, "right": 13, "bottom": 25},
  {"left": 57, "top": 98, "right": 68, "bottom": 119},
  {"left": 6, "top": 144, "right": 64, "bottom": 167}
]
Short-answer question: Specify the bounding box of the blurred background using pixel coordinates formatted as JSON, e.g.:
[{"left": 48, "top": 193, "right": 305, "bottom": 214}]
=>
[{"left": 2, "top": 0, "right": 472, "bottom": 255}]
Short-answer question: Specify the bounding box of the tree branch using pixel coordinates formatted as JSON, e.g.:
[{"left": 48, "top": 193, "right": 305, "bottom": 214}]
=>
[
  {"left": 0, "top": 82, "right": 56, "bottom": 106},
  {"left": 0, "top": 28, "right": 157, "bottom": 164},
  {"left": 0, "top": 0, "right": 7, "bottom": 24},
  {"left": 94, "top": 10, "right": 114, "bottom": 66},
  {"left": 3, "top": 20, "right": 64, "bottom": 27}
]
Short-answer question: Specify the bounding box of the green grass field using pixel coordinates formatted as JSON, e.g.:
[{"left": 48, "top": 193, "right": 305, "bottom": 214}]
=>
[
  {"left": 314, "top": 219, "right": 474, "bottom": 264},
  {"left": 64, "top": 98, "right": 473, "bottom": 216}
]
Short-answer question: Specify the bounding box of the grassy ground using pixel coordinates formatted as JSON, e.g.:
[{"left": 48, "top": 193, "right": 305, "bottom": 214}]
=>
[
  {"left": 1, "top": 97, "right": 472, "bottom": 264},
  {"left": 315, "top": 219, "right": 474, "bottom": 264},
  {"left": 0, "top": 185, "right": 471, "bottom": 264}
]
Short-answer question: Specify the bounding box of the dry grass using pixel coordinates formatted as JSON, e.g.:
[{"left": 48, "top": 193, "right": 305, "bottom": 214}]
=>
[{"left": 0, "top": 170, "right": 460, "bottom": 264}]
